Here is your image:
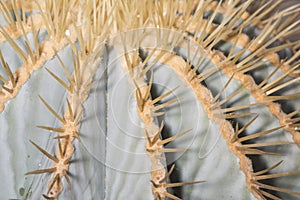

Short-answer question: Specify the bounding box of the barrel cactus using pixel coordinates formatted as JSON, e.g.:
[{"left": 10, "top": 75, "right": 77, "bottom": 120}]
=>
[{"left": 1, "top": 0, "right": 300, "bottom": 199}]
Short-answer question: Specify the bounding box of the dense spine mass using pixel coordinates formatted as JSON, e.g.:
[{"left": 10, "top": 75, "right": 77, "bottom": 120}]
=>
[{"left": 0, "top": 0, "right": 300, "bottom": 199}]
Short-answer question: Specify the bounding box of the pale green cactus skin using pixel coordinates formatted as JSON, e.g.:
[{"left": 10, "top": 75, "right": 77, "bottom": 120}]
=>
[{"left": 0, "top": 1, "right": 300, "bottom": 200}]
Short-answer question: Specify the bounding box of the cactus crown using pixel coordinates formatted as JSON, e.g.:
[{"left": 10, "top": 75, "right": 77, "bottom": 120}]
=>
[{"left": 0, "top": 0, "right": 300, "bottom": 199}]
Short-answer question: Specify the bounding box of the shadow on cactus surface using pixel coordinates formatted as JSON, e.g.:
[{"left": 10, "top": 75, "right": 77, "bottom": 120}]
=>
[{"left": 1, "top": 0, "right": 300, "bottom": 199}]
